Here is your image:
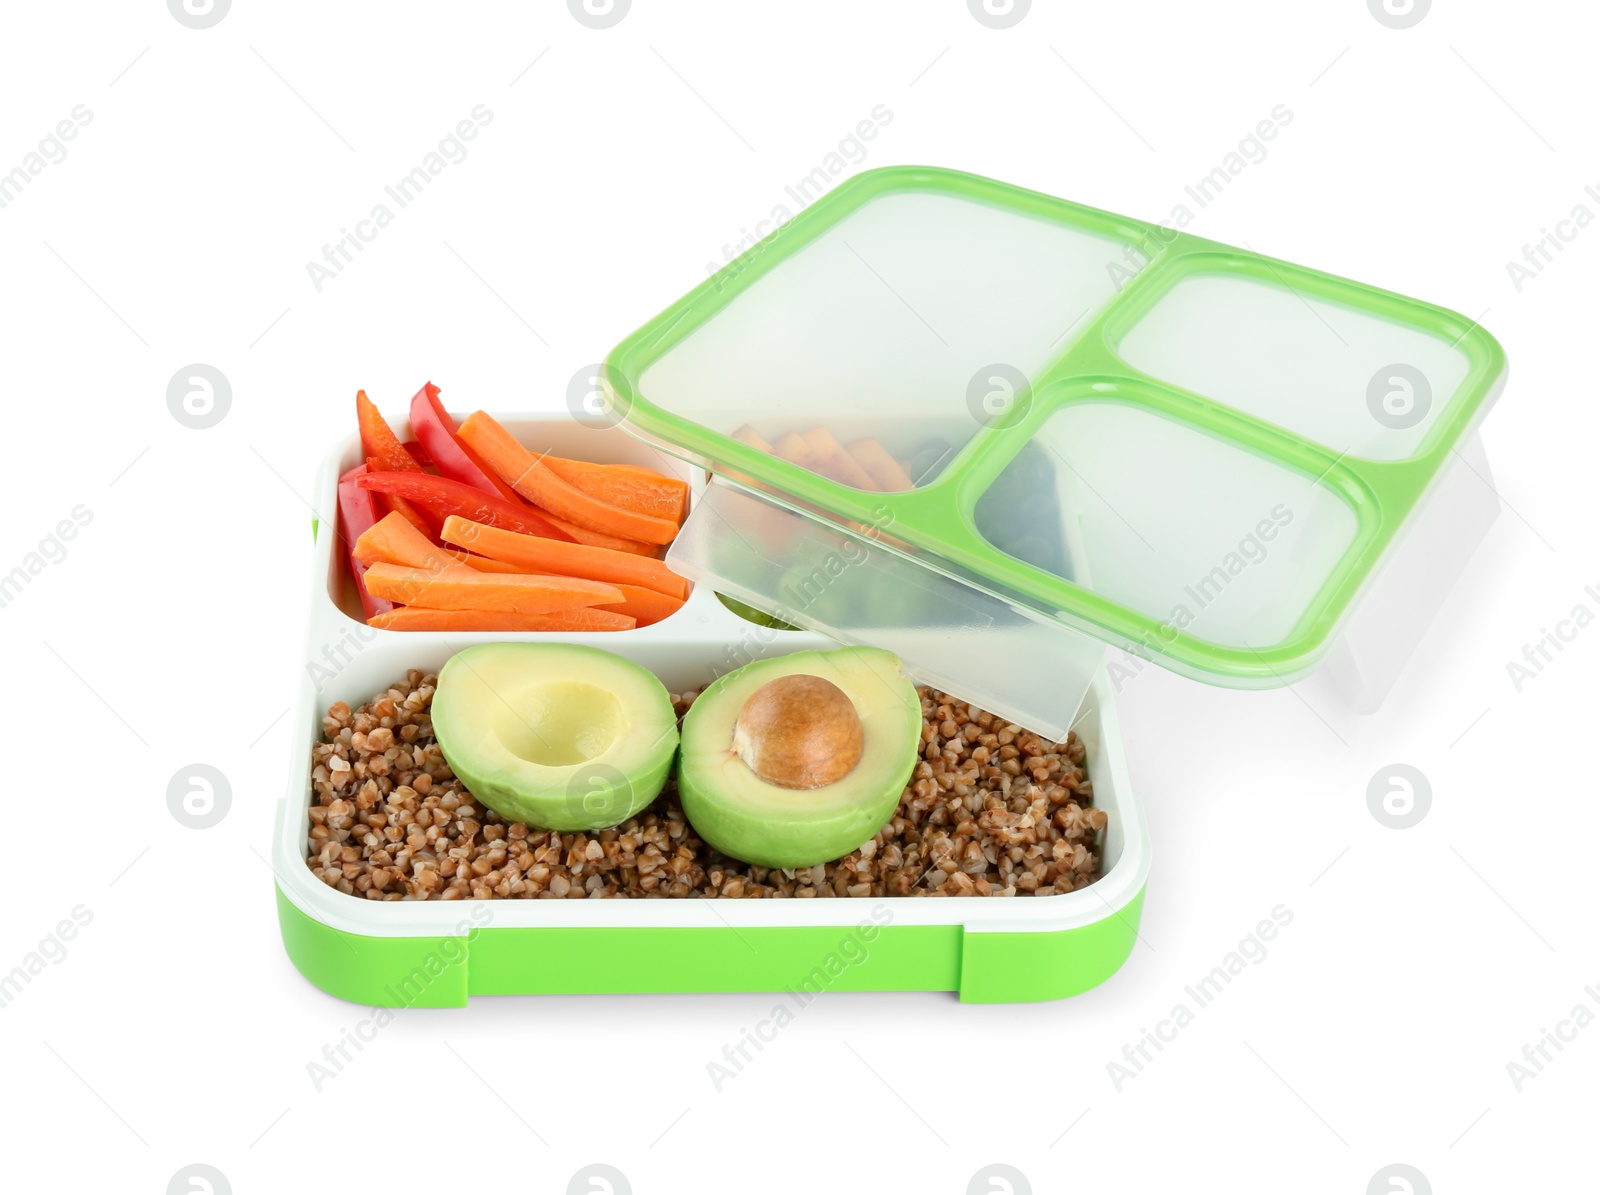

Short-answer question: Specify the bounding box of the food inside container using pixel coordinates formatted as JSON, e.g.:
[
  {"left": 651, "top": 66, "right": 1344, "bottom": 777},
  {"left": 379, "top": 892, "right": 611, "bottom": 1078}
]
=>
[
  {"left": 306, "top": 662, "right": 1106, "bottom": 900},
  {"left": 312, "top": 399, "right": 1111, "bottom": 897},
  {"left": 338, "top": 386, "right": 693, "bottom": 632},
  {"left": 279, "top": 409, "right": 1149, "bottom": 1005}
]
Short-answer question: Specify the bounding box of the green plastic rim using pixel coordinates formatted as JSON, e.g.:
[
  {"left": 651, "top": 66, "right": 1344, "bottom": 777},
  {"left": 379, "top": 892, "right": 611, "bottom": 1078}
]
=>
[
  {"left": 604, "top": 166, "right": 1508, "bottom": 686},
  {"left": 276, "top": 883, "right": 1145, "bottom": 1006}
]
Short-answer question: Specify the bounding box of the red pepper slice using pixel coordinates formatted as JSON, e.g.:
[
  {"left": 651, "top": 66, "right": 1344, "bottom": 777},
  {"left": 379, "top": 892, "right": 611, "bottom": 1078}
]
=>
[
  {"left": 364, "top": 458, "right": 442, "bottom": 539},
  {"left": 336, "top": 464, "right": 396, "bottom": 619},
  {"left": 401, "top": 440, "right": 432, "bottom": 468},
  {"left": 356, "top": 471, "right": 576, "bottom": 542},
  {"left": 409, "top": 382, "right": 530, "bottom": 504}
]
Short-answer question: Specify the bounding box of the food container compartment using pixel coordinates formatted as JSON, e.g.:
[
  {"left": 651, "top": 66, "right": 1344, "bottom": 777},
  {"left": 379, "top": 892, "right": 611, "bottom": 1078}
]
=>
[
  {"left": 607, "top": 166, "right": 1509, "bottom": 736},
  {"left": 276, "top": 412, "right": 1150, "bottom": 1006}
]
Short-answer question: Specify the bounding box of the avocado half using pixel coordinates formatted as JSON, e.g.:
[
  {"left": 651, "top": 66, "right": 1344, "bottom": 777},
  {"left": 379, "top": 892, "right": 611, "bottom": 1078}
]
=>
[
  {"left": 678, "top": 647, "right": 921, "bottom": 868},
  {"left": 432, "top": 643, "right": 678, "bottom": 832}
]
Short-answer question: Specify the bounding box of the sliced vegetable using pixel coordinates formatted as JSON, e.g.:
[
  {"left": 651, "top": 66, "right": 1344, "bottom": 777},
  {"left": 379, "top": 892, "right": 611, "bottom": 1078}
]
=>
[
  {"left": 539, "top": 456, "right": 689, "bottom": 522},
  {"left": 401, "top": 440, "right": 431, "bottom": 468},
  {"left": 357, "top": 390, "right": 421, "bottom": 474},
  {"left": 362, "top": 563, "right": 623, "bottom": 614},
  {"left": 353, "top": 511, "right": 462, "bottom": 572},
  {"left": 596, "top": 584, "right": 686, "bottom": 628},
  {"left": 802, "top": 427, "right": 877, "bottom": 490},
  {"left": 356, "top": 471, "right": 575, "bottom": 542},
  {"left": 541, "top": 513, "right": 659, "bottom": 556},
  {"left": 440, "top": 516, "right": 688, "bottom": 598},
  {"left": 336, "top": 465, "right": 395, "bottom": 620},
  {"left": 368, "top": 606, "right": 636, "bottom": 632},
  {"left": 456, "top": 552, "right": 525, "bottom": 574},
  {"left": 457, "top": 411, "right": 680, "bottom": 545},
  {"left": 733, "top": 424, "right": 774, "bottom": 453},
  {"left": 409, "top": 382, "right": 529, "bottom": 504},
  {"left": 846, "top": 437, "right": 916, "bottom": 492},
  {"left": 772, "top": 431, "right": 814, "bottom": 469},
  {"left": 355, "top": 392, "right": 444, "bottom": 535}
]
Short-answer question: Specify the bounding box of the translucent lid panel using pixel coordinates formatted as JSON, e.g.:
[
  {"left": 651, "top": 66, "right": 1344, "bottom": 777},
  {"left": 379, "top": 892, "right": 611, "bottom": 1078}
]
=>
[
  {"left": 637, "top": 190, "right": 1131, "bottom": 488},
  {"left": 1116, "top": 272, "right": 1472, "bottom": 461},
  {"left": 977, "top": 402, "right": 1361, "bottom": 650},
  {"left": 609, "top": 167, "right": 1507, "bottom": 693}
]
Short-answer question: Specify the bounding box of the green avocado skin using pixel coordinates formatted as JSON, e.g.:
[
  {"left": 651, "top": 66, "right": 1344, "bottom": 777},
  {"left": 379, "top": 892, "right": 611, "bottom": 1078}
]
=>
[
  {"left": 676, "top": 648, "right": 921, "bottom": 869},
  {"left": 677, "top": 751, "right": 913, "bottom": 870},
  {"left": 452, "top": 746, "right": 675, "bottom": 834}
]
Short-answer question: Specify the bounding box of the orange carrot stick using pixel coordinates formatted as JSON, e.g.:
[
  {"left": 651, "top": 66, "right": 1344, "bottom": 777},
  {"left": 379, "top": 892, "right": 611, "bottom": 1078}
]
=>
[
  {"left": 454, "top": 551, "right": 525, "bottom": 574},
  {"left": 845, "top": 438, "right": 916, "bottom": 492},
  {"left": 802, "top": 427, "right": 877, "bottom": 489},
  {"left": 772, "top": 431, "right": 815, "bottom": 469},
  {"left": 440, "top": 516, "right": 689, "bottom": 599},
  {"left": 595, "top": 584, "right": 686, "bottom": 628},
  {"left": 538, "top": 456, "right": 688, "bottom": 522},
  {"left": 362, "top": 563, "right": 623, "bottom": 613},
  {"left": 352, "top": 517, "right": 530, "bottom": 576},
  {"left": 353, "top": 512, "right": 464, "bottom": 572},
  {"left": 539, "top": 511, "right": 660, "bottom": 556},
  {"left": 732, "top": 424, "right": 774, "bottom": 453},
  {"left": 367, "top": 606, "right": 636, "bottom": 632},
  {"left": 457, "top": 412, "right": 680, "bottom": 545}
]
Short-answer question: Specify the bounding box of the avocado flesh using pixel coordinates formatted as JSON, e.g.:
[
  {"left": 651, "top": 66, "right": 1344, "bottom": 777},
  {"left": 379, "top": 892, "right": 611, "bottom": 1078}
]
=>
[
  {"left": 678, "top": 647, "right": 920, "bottom": 868},
  {"left": 432, "top": 643, "right": 678, "bottom": 832}
]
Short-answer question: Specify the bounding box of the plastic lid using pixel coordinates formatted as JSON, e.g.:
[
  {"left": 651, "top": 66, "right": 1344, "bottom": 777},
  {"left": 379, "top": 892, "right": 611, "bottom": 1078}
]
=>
[{"left": 605, "top": 167, "right": 1507, "bottom": 737}]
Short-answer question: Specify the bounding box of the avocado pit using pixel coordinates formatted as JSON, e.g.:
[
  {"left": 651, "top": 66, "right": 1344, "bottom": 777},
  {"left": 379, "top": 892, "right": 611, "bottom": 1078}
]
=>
[{"left": 730, "top": 673, "right": 864, "bottom": 789}]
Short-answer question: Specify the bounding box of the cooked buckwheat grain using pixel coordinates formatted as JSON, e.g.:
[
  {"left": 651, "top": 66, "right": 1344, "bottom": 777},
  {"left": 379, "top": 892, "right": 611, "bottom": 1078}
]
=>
[{"left": 306, "top": 669, "right": 1105, "bottom": 900}]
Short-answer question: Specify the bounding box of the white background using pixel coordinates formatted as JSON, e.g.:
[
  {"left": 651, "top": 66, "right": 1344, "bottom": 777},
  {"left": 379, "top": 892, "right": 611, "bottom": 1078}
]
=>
[{"left": 2, "top": 1, "right": 1595, "bottom": 1192}]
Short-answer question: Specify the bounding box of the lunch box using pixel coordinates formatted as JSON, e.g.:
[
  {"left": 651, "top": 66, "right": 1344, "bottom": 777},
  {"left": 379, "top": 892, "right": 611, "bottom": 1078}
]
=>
[
  {"left": 275, "top": 414, "right": 1151, "bottom": 1006},
  {"left": 277, "top": 166, "right": 1505, "bottom": 1006},
  {"left": 607, "top": 166, "right": 1508, "bottom": 738}
]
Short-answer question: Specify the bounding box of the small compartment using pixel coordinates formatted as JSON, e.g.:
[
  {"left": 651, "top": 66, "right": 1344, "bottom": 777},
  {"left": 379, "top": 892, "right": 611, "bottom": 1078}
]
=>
[
  {"left": 635, "top": 188, "right": 1138, "bottom": 489},
  {"left": 321, "top": 414, "right": 698, "bottom": 630},
  {"left": 974, "top": 397, "right": 1364, "bottom": 652},
  {"left": 1112, "top": 264, "right": 1473, "bottom": 462}
]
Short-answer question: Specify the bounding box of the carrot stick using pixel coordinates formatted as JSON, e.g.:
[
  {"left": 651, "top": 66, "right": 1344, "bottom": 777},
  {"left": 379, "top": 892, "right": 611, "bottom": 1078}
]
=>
[
  {"left": 362, "top": 563, "right": 623, "bottom": 613},
  {"left": 538, "top": 456, "right": 688, "bottom": 522},
  {"left": 356, "top": 390, "right": 420, "bottom": 475},
  {"left": 367, "top": 606, "right": 636, "bottom": 633},
  {"left": 845, "top": 438, "right": 916, "bottom": 492},
  {"left": 772, "top": 431, "right": 815, "bottom": 469},
  {"left": 595, "top": 584, "right": 686, "bottom": 628},
  {"left": 440, "top": 516, "right": 689, "bottom": 599},
  {"left": 540, "top": 511, "right": 660, "bottom": 556},
  {"left": 353, "top": 512, "right": 463, "bottom": 572},
  {"left": 802, "top": 427, "right": 877, "bottom": 489},
  {"left": 457, "top": 411, "right": 680, "bottom": 545},
  {"left": 454, "top": 551, "right": 524, "bottom": 574},
  {"left": 733, "top": 424, "right": 774, "bottom": 453}
]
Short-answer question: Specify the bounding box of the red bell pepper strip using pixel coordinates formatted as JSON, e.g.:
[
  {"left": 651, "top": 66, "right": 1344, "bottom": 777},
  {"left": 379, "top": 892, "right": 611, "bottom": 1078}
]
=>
[
  {"left": 364, "top": 458, "right": 442, "bottom": 539},
  {"left": 409, "top": 382, "right": 530, "bottom": 504},
  {"left": 336, "top": 465, "right": 396, "bottom": 619},
  {"left": 356, "top": 471, "right": 576, "bottom": 542},
  {"left": 401, "top": 440, "right": 432, "bottom": 468}
]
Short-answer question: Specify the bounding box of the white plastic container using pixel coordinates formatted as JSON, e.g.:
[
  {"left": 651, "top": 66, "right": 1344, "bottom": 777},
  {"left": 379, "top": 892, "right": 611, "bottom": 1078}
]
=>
[{"left": 274, "top": 413, "right": 1151, "bottom": 1006}]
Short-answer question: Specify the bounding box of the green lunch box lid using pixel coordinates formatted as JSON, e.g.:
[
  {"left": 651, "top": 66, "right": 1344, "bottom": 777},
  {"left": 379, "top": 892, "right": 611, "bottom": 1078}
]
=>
[{"left": 603, "top": 165, "right": 1508, "bottom": 739}]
